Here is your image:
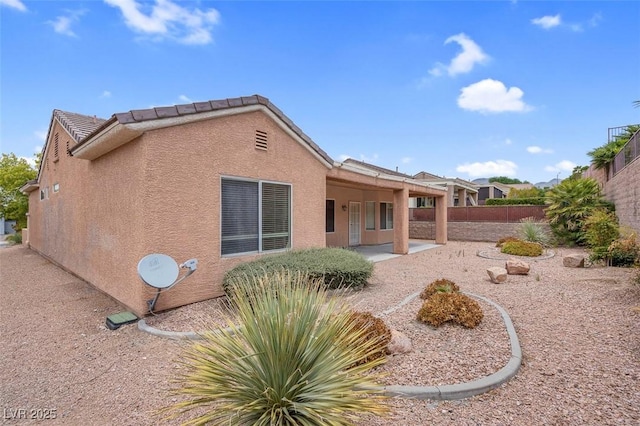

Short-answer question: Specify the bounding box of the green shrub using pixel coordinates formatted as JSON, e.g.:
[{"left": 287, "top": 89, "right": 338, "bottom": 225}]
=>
[
  {"left": 222, "top": 248, "right": 373, "bottom": 298},
  {"left": 501, "top": 240, "right": 543, "bottom": 257},
  {"left": 518, "top": 217, "right": 550, "bottom": 246},
  {"left": 584, "top": 210, "right": 620, "bottom": 262},
  {"left": 417, "top": 292, "right": 483, "bottom": 328},
  {"left": 607, "top": 232, "right": 640, "bottom": 267},
  {"left": 419, "top": 278, "right": 460, "bottom": 300},
  {"left": 165, "top": 271, "right": 388, "bottom": 425},
  {"left": 486, "top": 197, "right": 546, "bottom": 205},
  {"left": 345, "top": 311, "right": 392, "bottom": 366},
  {"left": 4, "top": 232, "right": 21, "bottom": 244}
]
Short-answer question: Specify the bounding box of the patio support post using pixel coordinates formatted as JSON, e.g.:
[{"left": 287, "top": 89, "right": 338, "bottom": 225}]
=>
[
  {"left": 447, "top": 184, "right": 455, "bottom": 207},
  {"left": 392, "top": 187, "right": 409, "bottom": 254},
  {"left": 458, "top": 188, "right": 467, "bottom": 206},
  {"left": 435, "top": 194, "right": 448, "bottom": 244}
]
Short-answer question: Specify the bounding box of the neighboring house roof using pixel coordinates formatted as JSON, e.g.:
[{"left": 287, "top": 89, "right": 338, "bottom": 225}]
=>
[
  {"left": 70, "top": 95, "right": 333, "bottom": 166},
  {"left": 477, "top": 181, "right": 512, "bottom": 195},
  {"left": 342, "top": 158, "right": 413, "bottom": 178}
]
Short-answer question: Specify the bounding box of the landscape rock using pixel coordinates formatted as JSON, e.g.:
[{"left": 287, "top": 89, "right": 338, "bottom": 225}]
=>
[
  {"left": 563, "top": 254, "right": 585, "bottom": 268},
  {"left": 487, "top": 267, "right": 508, "bottom": 284},
  {"left": 386, "top": 329, "right": 412, "bottom": 354},
  {"left": 506, "top": 258, "right": 530, "bottom": 275}
]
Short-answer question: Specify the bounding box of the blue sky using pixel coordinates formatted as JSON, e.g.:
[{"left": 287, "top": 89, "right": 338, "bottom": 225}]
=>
[{"left": 1, "top": 0, "right": 639, "bottom": 184}]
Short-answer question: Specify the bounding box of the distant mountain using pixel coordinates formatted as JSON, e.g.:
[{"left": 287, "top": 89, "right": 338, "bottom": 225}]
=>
[
  {"left": 534, "top": 178, "right": 560, "bottom": 189},
  {"left": 472, "top": 178, "right": 490, "bottom": 185}
]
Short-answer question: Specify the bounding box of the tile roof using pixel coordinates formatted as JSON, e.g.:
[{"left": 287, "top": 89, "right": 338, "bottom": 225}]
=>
[
  {"left": 74, "top": 94, "right": 333, "bottom": 165},
  {"left": 343, "top": 158, "right": 413, "bottom": 178},
  {"left": 54, "top": 110, "right": 107, "bottom": 142}
]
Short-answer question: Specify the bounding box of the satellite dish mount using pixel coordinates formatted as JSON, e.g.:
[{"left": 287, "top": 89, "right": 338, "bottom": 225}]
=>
[{"left": 137, "top": 253, "right": 198, "bottom": 313}]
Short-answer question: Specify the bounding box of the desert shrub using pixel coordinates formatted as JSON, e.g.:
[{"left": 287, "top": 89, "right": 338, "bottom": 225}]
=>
[
  {"left": 4, "top": 231, "right": 21, "bottom": 244},
  {"left": 345, "top": 311, "right": 392, "bottom": 366},
  {"left": 496, "top": 236, "right": 521, "bottom": 247},
  {"left": 501, "top": 240, "right": 543, "bottom": 257},
  {"left": 607, "top": 232, "right": 640, "bottom": 267},
  {"left": 584, "top": 210, "right": 620, "bottom": 263},
  {"left": 518, "top": 217, "right": 550, "bottom": 246},
  {"left": 222, "top": 248, "right": 373, "bottom": 298},
  {"left": 165, "top": 271, "right": 388, "bottom": 425},
  {"left": 419, "top": 278, "right": 460, "bottom": 300},
  {"left": 417, "top": 293, "right": 483, "bottom": 329}
]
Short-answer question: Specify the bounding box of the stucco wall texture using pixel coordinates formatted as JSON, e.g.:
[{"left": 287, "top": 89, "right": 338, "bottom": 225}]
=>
[
  {"left": 29, "top": 111, "right": 328, "bottom": 315},
  {"left": 603, "top": 158, "right": 640, "bottom": 234}
]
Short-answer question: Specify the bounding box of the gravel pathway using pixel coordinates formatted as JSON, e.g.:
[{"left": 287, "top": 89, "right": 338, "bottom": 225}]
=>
[{"left": 1, "top": 242, "right": 639, "bottom": 425}]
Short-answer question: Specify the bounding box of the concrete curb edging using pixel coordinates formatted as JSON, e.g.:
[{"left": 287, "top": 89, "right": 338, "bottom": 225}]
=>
[
  {"left": 381, "top": 292, "right": 521, "bottom": 400},
  {"left": 138, "top": 292, "right": 522, "bottom": 400}
]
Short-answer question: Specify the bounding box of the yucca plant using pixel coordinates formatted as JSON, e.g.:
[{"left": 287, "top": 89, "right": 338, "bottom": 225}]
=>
[
  {"left": 164, "top": 271, "right": 389, "bottom": 425},
  {"left": 518, "top": 217, "right": 550, "bottom": 246}
]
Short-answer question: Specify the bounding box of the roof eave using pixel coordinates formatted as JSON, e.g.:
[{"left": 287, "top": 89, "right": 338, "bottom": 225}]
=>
[{"left": 20, "top": 180, "right": 39, "bottom": 194}]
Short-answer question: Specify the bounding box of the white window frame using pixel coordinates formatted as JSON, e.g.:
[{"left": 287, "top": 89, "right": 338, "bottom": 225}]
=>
[
  {"left": 53, "top": 183, "right": 60, "bottom": 193},
  {"left": 220, "top": 176, "right": 292, "bottom": 257}
]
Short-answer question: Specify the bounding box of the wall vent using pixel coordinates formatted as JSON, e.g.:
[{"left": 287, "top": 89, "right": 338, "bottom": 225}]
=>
[
  {"left": 255, "top": 130, "right": 268, "bottom": 151},
  {"left": 54, "top": 132, "right": 59, "bottom": 159}
]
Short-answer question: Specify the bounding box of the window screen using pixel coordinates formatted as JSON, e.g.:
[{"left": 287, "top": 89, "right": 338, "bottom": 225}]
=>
[
  {"left": 326, "top": 200, "right": 335, "bottom": 232},
  {"left": 365, "top": 201, "right": 375, "bottom": 230},
  {"left": 380, "top": 202, "right": 393, "bottom": 230}
]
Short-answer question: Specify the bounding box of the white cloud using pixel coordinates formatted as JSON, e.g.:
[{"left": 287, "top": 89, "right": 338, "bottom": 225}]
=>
[
  {"left": 458, "top": 79, "right": 531, "bottom": 114},
  {"left": 588, "top": 13, "right": 602, "bottom": 28},
  {"left": 105, "top": 0, "right": 220, "bottom": 45},
  {"left": 456, "top": 160, "right": 518, "bottom": 177},
  {"left": 48, "top": 10, "right": 86, "bottom": 37},
  {"left": 527, "top": 146, "right": 553, "bottom": 154},
  {"left": 0, "top": 0, "right": 27, "bottom": 12},
  {"left": 100, "top": 90, "right": 112, "bottom": 98},
  {"left": 429, "top": 33, "right": 489, "bottom": 77},
  {"left": 178, "top": 94, "right": 192, "bottom": 103},
  {"left": 34, "top": 131, "right": 47, "bottom": 142},
  {"left": 532, "top": 14, "right": 562, "bottom": 30},
  {"left": 401, "top": 157, "right": 412, "bottom": 164},
  {"left": 505, "top": 138, "right": 513, "bottom": 146},
  {"left": 545, "top": 160, "right": 576, "bottom": 172}
]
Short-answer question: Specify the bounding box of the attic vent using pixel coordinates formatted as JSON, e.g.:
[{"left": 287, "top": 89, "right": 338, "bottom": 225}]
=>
[
  {"left": 54, "top": 133, "right": 59, "bottom": 159},
  {"left": 255, "top": 130, "right": 268, "bottom": 151},
  {"left": 66, "top": 140, "right": 71, "bottom": 156}
]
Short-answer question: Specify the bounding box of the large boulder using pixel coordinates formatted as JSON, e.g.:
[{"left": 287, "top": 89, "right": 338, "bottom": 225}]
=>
[
  {"left": 506, "top": 258, "right": 530, "bottom": 275},
  {"left": 563, "top": 254, "right": 585, "bottom": 268},
  {"left": 386, "top": 329, "right": 412, "bottom": 354},
  {"left": 487, "top": 267, "right": 508, "bottom": 284}
]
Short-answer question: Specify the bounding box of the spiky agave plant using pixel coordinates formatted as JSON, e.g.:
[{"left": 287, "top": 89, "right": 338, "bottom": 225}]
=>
[{"left": 164, "top": 271, "right": 389, "bottom": 425}]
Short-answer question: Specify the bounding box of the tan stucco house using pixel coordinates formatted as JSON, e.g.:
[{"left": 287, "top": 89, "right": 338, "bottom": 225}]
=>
[
  {"left": 412, "top": 171, "right": 479, "bottom": 207},
  {"left": 21, "top": 95, "right": 447, "bottom": 315}
]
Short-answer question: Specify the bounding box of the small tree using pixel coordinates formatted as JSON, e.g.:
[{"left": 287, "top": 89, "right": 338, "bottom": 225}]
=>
[{"left": 0, "top": 153, "right": 37, "bottom": 230}]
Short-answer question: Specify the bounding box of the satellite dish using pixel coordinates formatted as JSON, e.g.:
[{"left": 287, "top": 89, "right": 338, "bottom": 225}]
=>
[
  {"left": 138, "top": 254, "right": 180, "bottom": 289},
  {"left": 137, "top": 253, "right": 198, "bottom": 313}
]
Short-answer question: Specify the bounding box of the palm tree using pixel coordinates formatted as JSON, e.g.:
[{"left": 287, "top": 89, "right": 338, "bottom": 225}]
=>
[{"left": 545, "top": 177, "right": 610, "bottom": 245}]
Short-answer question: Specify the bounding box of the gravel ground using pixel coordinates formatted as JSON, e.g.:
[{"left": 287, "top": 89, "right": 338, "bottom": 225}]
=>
[{"left": 1, "top": 241, "right": 639, "bottom": 425}]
